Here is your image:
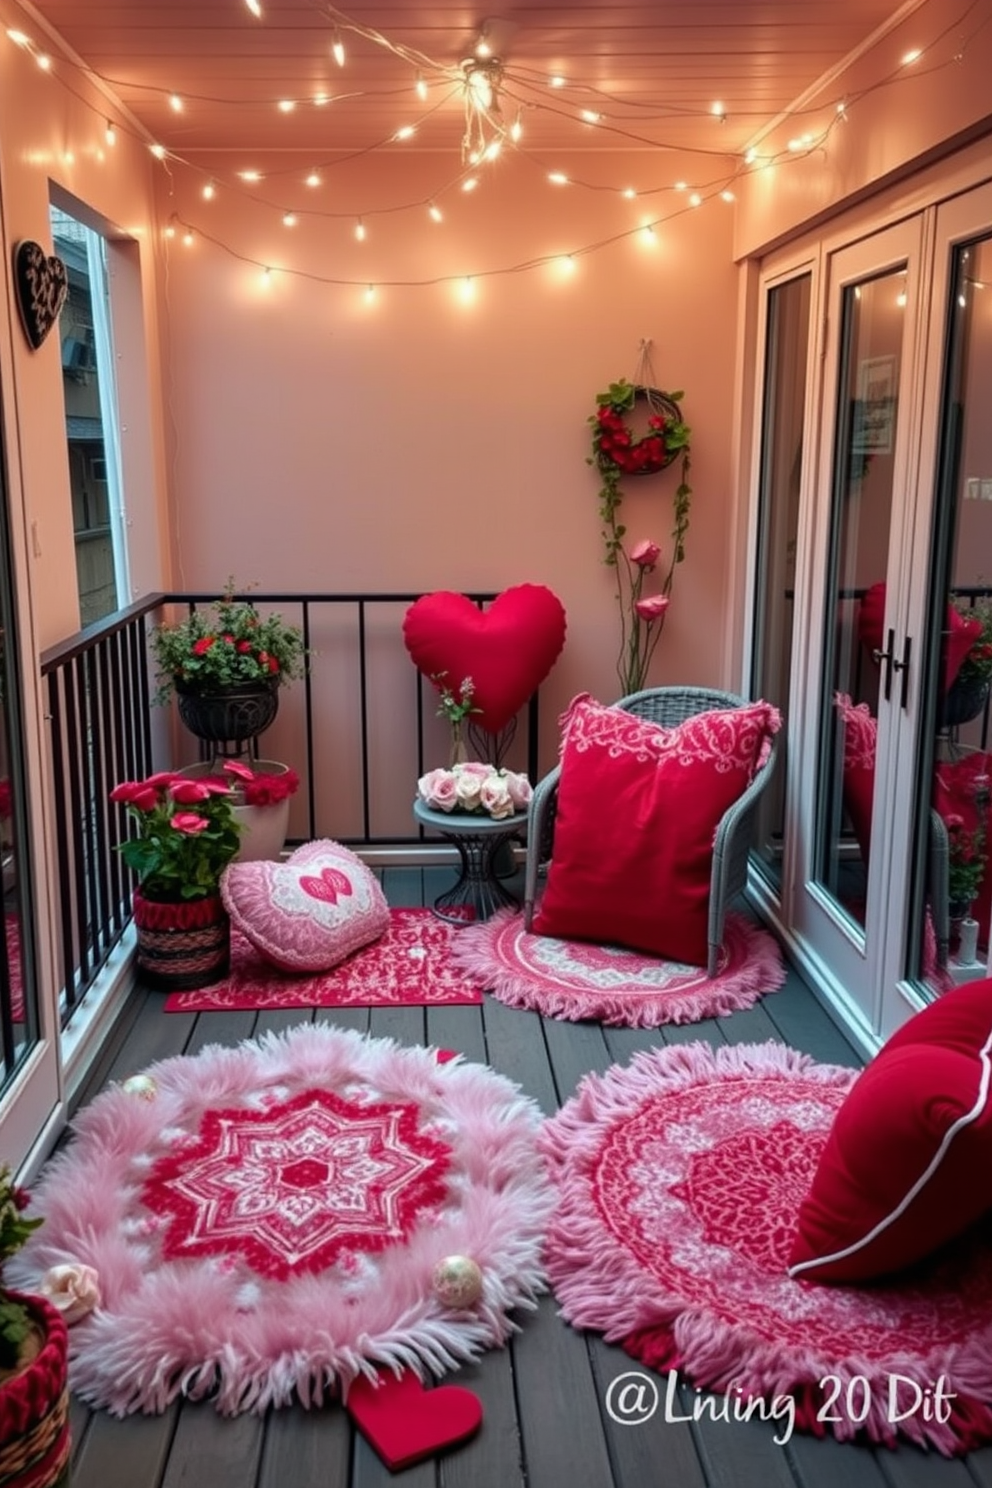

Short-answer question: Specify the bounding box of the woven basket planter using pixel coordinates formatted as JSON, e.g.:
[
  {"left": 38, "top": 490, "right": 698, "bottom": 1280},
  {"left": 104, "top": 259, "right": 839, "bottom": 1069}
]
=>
[
  {"left": 0, "top": 1293, "right": 69, "bottom": 1488},
  {"left": 133, "top": 890, "right": 230, "bottom": 991},
  {"left": 174, "top": 677, "right": 279, "bottom": 756}
]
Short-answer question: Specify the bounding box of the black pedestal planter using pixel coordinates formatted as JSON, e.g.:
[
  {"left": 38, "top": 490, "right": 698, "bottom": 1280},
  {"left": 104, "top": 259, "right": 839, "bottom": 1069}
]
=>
[
  {"left": 940, "top": 674, "right": 991, "bottom": 730},
  {"left": 175, "top": 677, "right": 279, "bottom": 756}
]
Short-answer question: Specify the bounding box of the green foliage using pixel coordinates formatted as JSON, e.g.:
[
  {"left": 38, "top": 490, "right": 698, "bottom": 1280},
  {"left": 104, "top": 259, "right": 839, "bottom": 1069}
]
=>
[
  {"left": 0, "top": 1162, "right": 43, "bottom": 1369},
  {"left": 150, "top": 582, "right": 307, "bottom": 705},
  {"left": 111, "top": 774, "right": 243, "bottom": 901},
  {"left": 953, "top": 595, "right": 992, "bottom": 686}
]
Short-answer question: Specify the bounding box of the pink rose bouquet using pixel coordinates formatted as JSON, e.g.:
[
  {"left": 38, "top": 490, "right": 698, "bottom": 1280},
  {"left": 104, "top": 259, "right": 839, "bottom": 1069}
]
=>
[{"left": 418, "top": 763, "right": 532, "bottom": 820}]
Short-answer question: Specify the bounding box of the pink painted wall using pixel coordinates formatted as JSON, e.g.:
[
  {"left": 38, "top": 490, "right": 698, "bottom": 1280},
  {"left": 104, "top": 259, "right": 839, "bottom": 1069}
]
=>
[
  {"left": 735, "top": 0, "right": 992, "bottom": 259},
  {"left": 157, "top": 150, "right": 739, "bottom": 740},
  {"left": 0, "top": 12, "right": 170, "bottom": 650}
]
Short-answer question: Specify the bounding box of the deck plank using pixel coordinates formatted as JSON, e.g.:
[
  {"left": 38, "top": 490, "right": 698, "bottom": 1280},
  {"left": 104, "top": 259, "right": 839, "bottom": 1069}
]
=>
[
  {"left": 159, "top": 1403, "right": 264, "bottom": 1488},
  {"left": 588, "top": 1335, "right": 710, "bottom": 1488},
  {"left": 510, "top": 1295, "right": 616, "bottom": 1488},
  {"left": 256, "top": 1403, "right": 352, "bottom": 1488},
  {"left": 69, "top": 1404, "right": 181, "bottom": 1488}
]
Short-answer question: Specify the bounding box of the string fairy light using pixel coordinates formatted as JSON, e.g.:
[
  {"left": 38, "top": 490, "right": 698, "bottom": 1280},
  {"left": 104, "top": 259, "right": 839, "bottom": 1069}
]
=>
[{"left": 6, "top": 0, "right": 987, "bottom": 297}]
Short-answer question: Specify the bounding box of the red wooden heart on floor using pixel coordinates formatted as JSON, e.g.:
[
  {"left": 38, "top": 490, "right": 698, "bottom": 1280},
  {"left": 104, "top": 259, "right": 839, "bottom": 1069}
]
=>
[
  {"left": 403, "top": 585, "right": 567, "bottom": 733},
  {"left": 346, "top": 1369, "right": 483, "bottom": 1469}
]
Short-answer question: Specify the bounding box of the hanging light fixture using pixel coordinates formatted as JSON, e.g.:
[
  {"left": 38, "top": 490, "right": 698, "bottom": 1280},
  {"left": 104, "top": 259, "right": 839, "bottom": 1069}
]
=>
[{"left": 461, "top": 57, "right": 506, "bottom": 163}]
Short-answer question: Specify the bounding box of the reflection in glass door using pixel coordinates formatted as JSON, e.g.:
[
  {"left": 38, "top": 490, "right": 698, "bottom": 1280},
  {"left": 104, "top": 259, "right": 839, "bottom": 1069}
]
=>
[
  {"left": 915, "top": 228, "right": 992, "bottom": 992},
  {"left": 751, "top": 274, "right": 811, "bottom": 894},
  {"left": 815, "top": 269, "right": 906, "bottom": 932}
]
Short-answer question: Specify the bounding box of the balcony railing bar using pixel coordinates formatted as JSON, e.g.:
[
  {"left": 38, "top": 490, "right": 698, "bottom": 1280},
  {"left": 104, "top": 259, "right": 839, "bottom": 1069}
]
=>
[{"left": 40, "top": 591, "right": 542, "bottom": 1029}]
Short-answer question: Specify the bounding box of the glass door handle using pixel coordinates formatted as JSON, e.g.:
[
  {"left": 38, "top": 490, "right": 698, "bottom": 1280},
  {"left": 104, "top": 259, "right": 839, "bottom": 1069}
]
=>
[
  {"left": 872, "top": 628, "right": 898, "bottom": 700},
  {"left": 893, "top": 633, "right": 911, "bottom": 709},
  {"left": 872, "top": 629, "right": 911, "bottom": 704}
]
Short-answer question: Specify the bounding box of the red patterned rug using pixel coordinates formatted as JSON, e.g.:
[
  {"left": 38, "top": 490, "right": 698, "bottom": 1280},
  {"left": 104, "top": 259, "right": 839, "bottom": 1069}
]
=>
[
  {"left": 164, "top": 908, "right": 482, "bottom": 1012},
  {"left": 538, "top": 1041, "right": 992, "bottom": 1455},
  {"left": 10, "top": 1024, "right": 551, "bottom": 1415},
  {"left": 449, "top": 909, "right": 785, "bottom": 1025}
]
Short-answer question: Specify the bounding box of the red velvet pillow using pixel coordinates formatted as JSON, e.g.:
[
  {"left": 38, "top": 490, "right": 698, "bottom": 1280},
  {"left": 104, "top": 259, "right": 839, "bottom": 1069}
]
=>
[
  {"left": 531, "top": 695, "right": 781, "bottom": 965},
  {"left": 834, "top": 692, "right": 876, "bottom": 867},
  {"left": 788, "top": 977, "right": 992, "bottom": 1283}
]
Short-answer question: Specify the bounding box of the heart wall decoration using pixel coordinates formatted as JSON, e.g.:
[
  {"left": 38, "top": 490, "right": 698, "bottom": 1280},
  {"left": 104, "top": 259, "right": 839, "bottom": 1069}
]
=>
[
  {"left": 403, "top": 584, "right": 567, "bottom": 734},
  {"left": 13, "top": 240, "right": 68, "bottom": 350}
]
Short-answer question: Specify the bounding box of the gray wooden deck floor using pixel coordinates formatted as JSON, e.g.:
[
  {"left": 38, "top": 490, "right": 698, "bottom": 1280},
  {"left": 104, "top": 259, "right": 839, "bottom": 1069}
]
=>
[{"left": 60, "top": 868, "right": 992, "bottom": 1488}]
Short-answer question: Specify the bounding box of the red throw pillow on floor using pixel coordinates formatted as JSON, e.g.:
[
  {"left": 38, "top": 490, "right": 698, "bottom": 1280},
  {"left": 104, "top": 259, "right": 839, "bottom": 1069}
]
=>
[
  {"left": 531, "top": 694, "right": 781, "bottom": 966},
  {"left": 788, "top": 977, "right": 992, "bottom": 1283},
  {"left": 835, "top": 692, "right": 876, "bottom": 867}
]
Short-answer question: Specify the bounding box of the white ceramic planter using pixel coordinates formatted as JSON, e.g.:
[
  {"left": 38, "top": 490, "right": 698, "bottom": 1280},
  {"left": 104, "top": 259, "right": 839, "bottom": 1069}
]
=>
[{"left": 177, "top": 760, "right": 292, "bottom": 862}]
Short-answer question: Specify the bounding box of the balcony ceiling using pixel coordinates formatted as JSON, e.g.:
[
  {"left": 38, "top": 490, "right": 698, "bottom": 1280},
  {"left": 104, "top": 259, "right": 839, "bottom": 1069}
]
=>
[{"left": 22, "top": 0, "right": 927, "bottom": 163}]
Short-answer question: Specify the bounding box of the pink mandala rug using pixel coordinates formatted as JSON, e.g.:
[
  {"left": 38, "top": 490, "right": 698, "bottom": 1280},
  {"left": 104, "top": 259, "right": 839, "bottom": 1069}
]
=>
[
  {"left": 164, "top": 908, "right": 483, "bottom": 1012},
  {"left": 538, "top": 1040, "right": 992, "bottom": 1456},
  {"left": 11, "top": 1024, "right": 551, "bottom": 1416},
  {"left": 449, "top": 909, "right": 785, "bottom": 1025}
]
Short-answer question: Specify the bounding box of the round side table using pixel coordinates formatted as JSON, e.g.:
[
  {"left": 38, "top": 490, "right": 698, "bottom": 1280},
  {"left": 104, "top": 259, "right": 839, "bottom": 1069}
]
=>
[{"left": 413, "top": 800, "right": 528, "bottom": 924}]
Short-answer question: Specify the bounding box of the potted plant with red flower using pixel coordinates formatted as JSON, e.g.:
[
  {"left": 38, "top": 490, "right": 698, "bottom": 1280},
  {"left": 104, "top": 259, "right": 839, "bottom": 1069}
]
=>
[
  {"left": 110, "top": 772, "right": 243, "bottom": 989},
  {"left": 149, "top": 581, "right": 307, "bottom": 757},
  {"left": 0, "top": 1163, "right": 71, "bottom": 1488}
]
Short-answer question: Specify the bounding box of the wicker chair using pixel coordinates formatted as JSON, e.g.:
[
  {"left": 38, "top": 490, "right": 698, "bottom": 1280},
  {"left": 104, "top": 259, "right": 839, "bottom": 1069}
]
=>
[{"left": 522, "top": 686, "right": 780, "bottom": 977}]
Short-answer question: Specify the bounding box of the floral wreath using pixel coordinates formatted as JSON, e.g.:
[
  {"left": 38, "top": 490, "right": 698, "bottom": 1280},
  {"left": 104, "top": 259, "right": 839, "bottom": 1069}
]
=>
[
  {"left": 588, "top": 379, "right": 692, "bottom": 570},
  {"left": 587, "top": 378, "right": 693, "bottom": 693}
]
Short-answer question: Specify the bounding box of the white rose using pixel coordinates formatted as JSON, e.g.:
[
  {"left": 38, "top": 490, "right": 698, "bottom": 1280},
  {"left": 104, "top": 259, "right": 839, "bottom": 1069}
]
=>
[
  {"left": 40, "top": 1263, "right": 101, "bottom": 1324},
  {"left": 455, "top": 772, "right": 483, "bottom": 811},
  {"left": 480, "top": 775, "right": 515, "bottom": 819}
]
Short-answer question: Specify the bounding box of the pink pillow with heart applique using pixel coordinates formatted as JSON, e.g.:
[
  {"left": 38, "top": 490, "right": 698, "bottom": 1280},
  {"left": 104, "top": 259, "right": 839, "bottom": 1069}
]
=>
[{"left": 220, "top": 839, "right": 390, "bottom": 972}]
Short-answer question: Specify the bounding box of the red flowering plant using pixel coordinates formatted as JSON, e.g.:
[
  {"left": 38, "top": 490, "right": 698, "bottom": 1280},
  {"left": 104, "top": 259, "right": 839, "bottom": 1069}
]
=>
[
  {"left": 952, "top": 596, "right": 992, "bottom": 687},
  {"left": 109, "top": 772, "right": 242, "bottom": 901},
  {"left": 588, "top": 380, "right": 691, "bottom": 694},
  {"left": 945, "top": 771, "right": 990, "bottom": 911},
  {"left": 219, "top": 759, "right": 300, "bottom": 807},
  {"left": 0, "top": 1161, "right": 43, "bottom": 1368},
  {"left": 149, "top": 582, "right": 307, "bottom": 705}
]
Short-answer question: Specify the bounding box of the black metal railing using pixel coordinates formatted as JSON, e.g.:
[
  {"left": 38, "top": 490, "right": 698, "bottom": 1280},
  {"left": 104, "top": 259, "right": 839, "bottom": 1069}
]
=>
[{"left": 40, "top": 591, "right": 542, "bottom": 1027}]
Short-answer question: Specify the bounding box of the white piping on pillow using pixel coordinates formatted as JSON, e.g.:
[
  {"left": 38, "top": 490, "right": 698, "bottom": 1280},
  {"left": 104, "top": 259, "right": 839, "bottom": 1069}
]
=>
[{"left": 788, "top": 1022, "right": 992, "bottom": 1279}]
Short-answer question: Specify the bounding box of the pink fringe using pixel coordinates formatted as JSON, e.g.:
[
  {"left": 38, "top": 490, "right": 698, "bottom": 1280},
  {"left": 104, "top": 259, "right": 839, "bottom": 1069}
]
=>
[
  {"left": 450, "top": 910, "right": 786, "bottom": 1026},
  {"left": 10, "top": 1024, "right": 552, "bottom": 1417},
  {"left": 538, "top": 1039, "right": 992, "bottom": 1456}
]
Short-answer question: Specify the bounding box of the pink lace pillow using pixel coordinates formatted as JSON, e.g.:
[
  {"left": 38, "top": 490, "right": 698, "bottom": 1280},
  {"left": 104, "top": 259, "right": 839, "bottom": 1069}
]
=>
[
  {"left": 835, "top": 692, "right": 876, "bottom": 867},
  {"left": 221, "top": 839, "right": 390, "bottom": 972}
]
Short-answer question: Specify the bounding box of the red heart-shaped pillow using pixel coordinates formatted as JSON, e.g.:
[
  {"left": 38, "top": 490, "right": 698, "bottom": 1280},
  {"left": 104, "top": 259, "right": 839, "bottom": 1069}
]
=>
[{"left": 403, "top": 585, "right": 567, "bottom": 733}]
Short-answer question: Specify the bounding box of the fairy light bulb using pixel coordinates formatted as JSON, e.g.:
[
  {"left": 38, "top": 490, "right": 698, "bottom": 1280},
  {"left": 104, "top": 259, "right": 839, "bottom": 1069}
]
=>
[
  {"left": 622, "top": 187, "right": 637, "bottom": 200},
  {"left": 332, "top": 29, "right": 345, "bottom": 66},
  {"left": 548, "top": 172, "right": 569, "bottom": 186},
  {"left": 6, "top": 29, "right": 30, "bottom": 46},
  {"left": 415, "top": 72, "right": 428, "bottom": 101},
  {"left": 549, "top": 75, "right": 566, "bottom": 89},
  {"left": 282, "top": 212, "right": 297, "bottom": 227},
  {"left": 510, "top": 111, "right": 523, "bottom": 143},
  {"left": 460, "top": 276, "right": 475, "bottom": 301},
  {"left": 721, "top": 190, "right": 735, "bottom": 202},
  {"left": 163, "top": 222, "right": 176, "bottom": 239},
  {"left": 395, "top": 125, "right": 416, "bottom": 141},
  {"left": 314, "top": 92, "right": 329, "bottom": 106},
  {"left": 581, "top": 110, "right": 601, "bottom": 124},
  {"left": 902, "top": 48, "right": 922, "bottom": 65},
  {"left": 169, "top": 93, "right": 183, "bottom": 112},
  {"left": 244, "top": 0, "right": 261, "bottom": 15},
  {"left": 428, "top": 201, "right": 443, "bottom": 223},
  {"left": 365, "top": 284, "right": 376, "bottom": 303},
  {"left": 36, "top": 53, "right": 51, "bottom": 71},
  {"left": 306, "top": 170, "right": 321, "bottom": 187},
  {"left": 105, "top": 120, "right": 117, "bottom": 146},
  {"left": 202, "top": 180, "right": 216, "bottom": 200},
  {"left": 261, "top": 265, "right": 272, "bottom": 285},
  {"left": 711, "top": 101, "right": 726, "bottom": 120},
  {"left": 461, "top": 177, "right": 479, "bottom": 193},
  {"left": 182, "top": 229, "right": 194, "bottom": 247},
  {"left": 149, "top": 143, "right": 166, "bottom": 159},
  {"left": 239, "top": 169, "right": 262, "bottom": 182},
  {"left": 689, "top": 192, "right": 702, "bottom": 207},
  {"left": 483, "top": 138, "right": 501, "bottom": 161},
  {"left": 355, "top": 218, "right": 366, "bottom": 241},
  {"left": 278, "top": 99, "right": 296, "bottom": 113}
]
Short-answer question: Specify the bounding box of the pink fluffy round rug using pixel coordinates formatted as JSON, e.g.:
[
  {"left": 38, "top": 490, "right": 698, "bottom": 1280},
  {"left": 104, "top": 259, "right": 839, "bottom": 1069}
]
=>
[
  {"left": 449, "top": 909, "right": 785, "bottom": 1025},
  {"left": 12, "top": 1024, "right": 552, "bottom": 1416},
  {"left": 538, "top": 1040, "right": 992, "bottom": 1456}
]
